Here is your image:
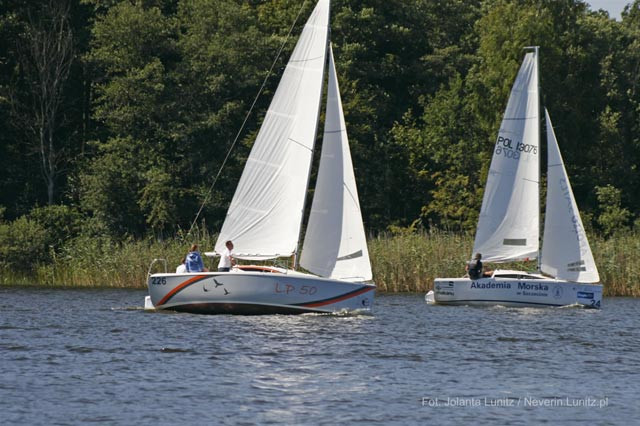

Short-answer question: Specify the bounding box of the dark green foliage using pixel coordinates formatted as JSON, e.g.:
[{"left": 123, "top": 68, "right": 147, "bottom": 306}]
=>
[
  {"left": 596, "top": 185, "right": 631, "bottom": 236},
  {"left": 28, "top": 204, "right": 84, "bottom": 251},
  {"left": 329, "top": 0, "right": 482, "bottom": 229},
  {"left": 0, "top": 216, "right": 48, "bottom": 271},
  {"left": 0, "top": 0, "right": 638, "bottom": 243},
  {"left": 79, "top": 137, "right": 148, "bottom": 236}
]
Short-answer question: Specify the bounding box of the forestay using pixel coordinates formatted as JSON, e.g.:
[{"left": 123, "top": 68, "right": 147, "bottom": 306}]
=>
[
  {"left": 300, "top": 46, "right": 372, "bottom": 282},
  {"left": 541, "top": 110, "right": 600, "bottom": 283},
  {"left": 473, "top": 51, "right": 540, "bottom": 262},
  {"left": 214, "top": 0, "right": 330, "bottom": 259}
]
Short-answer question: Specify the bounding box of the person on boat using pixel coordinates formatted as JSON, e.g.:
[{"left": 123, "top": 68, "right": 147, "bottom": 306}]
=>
[
  {"left": 185, "top": 244, "right": 208, "bottom": 272},
  {"left": 218, "top": 240, "right": 235, "bottom": 272},
  {"left": 466, "top": 253, "right": 492, "bottom": 279},
  {"left": 175, "top": 256, "right": 187, "bottom": 273}
]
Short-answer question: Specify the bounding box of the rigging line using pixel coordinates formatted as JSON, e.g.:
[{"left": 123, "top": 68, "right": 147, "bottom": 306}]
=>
[{"left": 187, "top": 0, "right": 310, "bottom": 236}]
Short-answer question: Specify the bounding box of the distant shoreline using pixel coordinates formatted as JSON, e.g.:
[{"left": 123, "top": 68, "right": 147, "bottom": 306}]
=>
[{"left": 1, "top": 232, "right": 637, "bottom": 297}]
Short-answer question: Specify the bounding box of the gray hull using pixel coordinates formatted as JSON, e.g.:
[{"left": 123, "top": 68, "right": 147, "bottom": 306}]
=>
[{"left": 147, "top": 270, "right": 375, "bottom": 315}]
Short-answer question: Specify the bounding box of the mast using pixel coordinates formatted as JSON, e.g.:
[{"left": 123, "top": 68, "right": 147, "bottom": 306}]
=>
[
  {"left": 524, "top": 45, "right": 541, "bottom": 272},
  {"left": 293, "top": 0, "right": 332, "bottom": 270}
]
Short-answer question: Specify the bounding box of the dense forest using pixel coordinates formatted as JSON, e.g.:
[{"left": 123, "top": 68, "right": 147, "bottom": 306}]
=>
[{"left": 0, "top": 0, "right": 639, "bottom": 273}]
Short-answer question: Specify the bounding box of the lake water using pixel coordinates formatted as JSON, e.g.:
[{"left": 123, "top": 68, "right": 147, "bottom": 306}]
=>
[{"left": 1, "top": 287, "right": 638, "bottom": 425}]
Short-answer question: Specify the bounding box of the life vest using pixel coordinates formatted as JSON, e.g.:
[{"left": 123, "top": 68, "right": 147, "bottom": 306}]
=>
[
  {"left": 185, "top": 251, "right": 203, "bottom": 272},
  {"left": 468, "top": 259, "right": 482, "bottom": 279}
]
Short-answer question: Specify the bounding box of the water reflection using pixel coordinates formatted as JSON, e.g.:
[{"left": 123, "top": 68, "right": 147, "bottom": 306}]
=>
[{"left": 0, "top": 288, "right": 638, "bottom": 425}]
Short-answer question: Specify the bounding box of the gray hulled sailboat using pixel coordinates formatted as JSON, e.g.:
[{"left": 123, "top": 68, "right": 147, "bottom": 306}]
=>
[{"left": 146, "top": 0, "right": 375, "bottom": 314}]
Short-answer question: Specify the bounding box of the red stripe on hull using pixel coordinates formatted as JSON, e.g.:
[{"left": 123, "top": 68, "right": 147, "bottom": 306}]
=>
[{"left": 157, "top": 275, "right": 208, "bottom": 306}]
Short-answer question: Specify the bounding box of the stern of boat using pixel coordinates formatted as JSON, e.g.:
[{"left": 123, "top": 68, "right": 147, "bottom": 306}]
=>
[{"left": 574, "top": 283, "right": 602, "bottom": 309}]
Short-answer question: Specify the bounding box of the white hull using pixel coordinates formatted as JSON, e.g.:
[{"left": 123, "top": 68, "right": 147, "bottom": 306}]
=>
[
  {"left": 428, "top": 272, "right": 602, "bottom": 309},
  {"left": 146, "top": 268, "right": 375, "bottom": 315}
]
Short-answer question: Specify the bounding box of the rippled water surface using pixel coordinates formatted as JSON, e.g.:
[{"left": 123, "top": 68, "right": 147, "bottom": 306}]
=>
[{"left": 1, "top": 287, "right": 638, "bottom": 425}]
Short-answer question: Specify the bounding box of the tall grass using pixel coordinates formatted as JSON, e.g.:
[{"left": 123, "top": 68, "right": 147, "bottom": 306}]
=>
[
  {"left": 591, "top": 234, "right": 640, "bottom": 297},
  {"left": 1, "top": 230, "right": 638, "bottom": 296},
  {"left": 0, "top": 228, "right": 216, "bottom": 289},
  {"left": 369, "top": 231, "right": 472, "bottom": 292}
]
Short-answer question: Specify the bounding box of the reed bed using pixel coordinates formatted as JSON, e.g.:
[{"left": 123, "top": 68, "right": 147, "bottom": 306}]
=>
[
  {"left": 591, "top": 234, "right": 640, "bottom": 297},
  {"left": 1, "top": 231, "right": 638, "bottom": 296},
  {"left": 0, "top": 229, "right": 217, "bottom": 289},
  {"left": 369, "top": 231, "right": 471, "bottom": 293}
]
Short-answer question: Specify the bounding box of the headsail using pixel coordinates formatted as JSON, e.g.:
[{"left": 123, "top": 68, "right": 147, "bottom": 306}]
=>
[
  {"left": 300, "top": 45, "right": 372, "bottom": 282},
  {"left": 214, "top": 0, "right": 330, "bottom": 259},
  {"left": 541, "top": 110, "right": 599, "bottom": 282},
  {"left": 473, "top": 51, "right": 540, "bottom": 262}
]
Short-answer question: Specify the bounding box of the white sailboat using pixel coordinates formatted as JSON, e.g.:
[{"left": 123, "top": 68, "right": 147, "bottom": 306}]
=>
[
  {"left": 145, "top": 0, "right": 375, "bottom": 314},
  {"left": 427, "top": 47, "right": 602, "bottom": 309}
]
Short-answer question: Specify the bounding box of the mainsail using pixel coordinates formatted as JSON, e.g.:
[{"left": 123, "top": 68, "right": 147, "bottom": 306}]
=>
[
  {"left": 215, "top": 0, "right": 330, "bottom": 259},
  {"left": 473, "top": 51, "right": 540, "bottom": 262},
  {"left": 541, "top": 110, "right": 600, "bottom": 282},
  {"left": 300, "top": 45, "right": 372, "bottom": 282}
]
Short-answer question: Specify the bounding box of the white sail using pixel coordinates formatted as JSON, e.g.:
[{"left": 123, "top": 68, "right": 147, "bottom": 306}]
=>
[
  {"left": 473, "top": 51, "right": 540, "bottom": 262},
  {"left": 215, "top": 0, "right": 330, "bottom": 259},
  {"left": 541, "top": 110, "right": 599, "bottom": 282},
  {"left": 300, "top": 45, "right": 372, "bottom": 281}
]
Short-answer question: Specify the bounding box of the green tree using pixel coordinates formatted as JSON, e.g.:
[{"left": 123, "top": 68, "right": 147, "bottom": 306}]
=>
[
  {"left": 0, "top": 216, "right": 48, "bottom": 270},
  {"left": 393, "top": 74, "right": 484, "bottom": 231},
  {"left": 394, "top": 0, "right": 640, "bottom": 232},
  {"left": 28, "top": 204, "right": 84, "bottom": 251},
  {"left": 81, "top": 1, "right": 180, "bottom": 235},
  {"left": 596, "top": 184, "right": 631, "bottom": 236},
  {"left": 81, "top": 0, "right": 284, "bottom": 235},
  {"left": 2, "top": 0, "right": 638, "bottom": 243},
  {"left": 15, "top": 0, "right": 74, "bottom": 205},
  {"left": 79, "top": 137, "right": 147, "bottom": 236},
  {"left": 330, "top": 0, "right": 481, "bottom": 230},
  {"left": 1, "top": 0, "right": 94, "bottom": 216}
]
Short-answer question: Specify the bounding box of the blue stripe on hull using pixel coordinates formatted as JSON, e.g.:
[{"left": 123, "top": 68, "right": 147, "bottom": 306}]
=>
[{"left": 435, "top": 299, "right": 594, "bottom": 308}]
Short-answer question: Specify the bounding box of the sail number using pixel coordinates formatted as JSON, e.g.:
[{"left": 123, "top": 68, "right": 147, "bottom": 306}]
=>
[
  {"left": 495, "top": 136, "right": 537, "bottom": 159},
  {"left": 274, "top": 283, "right": 317, "bottom": 295},
  {"left": 151, "top": 277, "right": 167, "bottom": 285}
]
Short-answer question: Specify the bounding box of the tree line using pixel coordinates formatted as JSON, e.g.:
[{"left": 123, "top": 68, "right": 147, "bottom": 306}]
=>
[{"left": 1, "top": 0, "right": 639, "bottom": 262}]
